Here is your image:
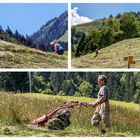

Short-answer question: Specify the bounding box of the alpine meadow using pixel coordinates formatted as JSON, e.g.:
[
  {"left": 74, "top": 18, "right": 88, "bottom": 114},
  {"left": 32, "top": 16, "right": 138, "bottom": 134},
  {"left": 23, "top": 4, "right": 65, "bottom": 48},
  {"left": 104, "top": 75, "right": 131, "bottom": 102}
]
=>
[
  {"left": 0, "top": 72, "right": 139, "bottom": 136},
  {"left": 72, "top": 8, "right": 140, "bottom": 68},
  {"left": 0, "top": 3, "right": 140, "bottom": 138},
  {"left": 0, "top": 4, "right": 68, "bottom": 68}
]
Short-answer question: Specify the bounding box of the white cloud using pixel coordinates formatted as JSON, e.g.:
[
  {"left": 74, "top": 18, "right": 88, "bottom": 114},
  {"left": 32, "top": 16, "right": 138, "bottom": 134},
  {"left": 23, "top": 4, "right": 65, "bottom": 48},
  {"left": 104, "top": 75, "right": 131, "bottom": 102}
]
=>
[{"left": 71, "top": 7, "right": 93, "bottom": 26}]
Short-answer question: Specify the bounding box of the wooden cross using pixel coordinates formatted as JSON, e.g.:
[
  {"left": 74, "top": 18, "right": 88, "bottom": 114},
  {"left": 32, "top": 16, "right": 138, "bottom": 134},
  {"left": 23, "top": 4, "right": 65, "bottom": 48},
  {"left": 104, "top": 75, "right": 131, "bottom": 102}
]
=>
[{"left": 124, "top": 56, "right": 136, "bottom": 68}]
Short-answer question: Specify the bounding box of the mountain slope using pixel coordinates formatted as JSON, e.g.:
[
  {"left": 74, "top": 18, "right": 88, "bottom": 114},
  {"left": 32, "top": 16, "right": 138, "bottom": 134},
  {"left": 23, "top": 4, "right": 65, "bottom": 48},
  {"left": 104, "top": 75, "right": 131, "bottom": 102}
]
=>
[
  {"left": 0, "top": 40, "right": 67, "bottom": 68},
  {"left": 72, "top": 38, "right": 140, "bottom": 68},
  {"left": 31, "top": 11, "right": 68, "bottom": 51}
]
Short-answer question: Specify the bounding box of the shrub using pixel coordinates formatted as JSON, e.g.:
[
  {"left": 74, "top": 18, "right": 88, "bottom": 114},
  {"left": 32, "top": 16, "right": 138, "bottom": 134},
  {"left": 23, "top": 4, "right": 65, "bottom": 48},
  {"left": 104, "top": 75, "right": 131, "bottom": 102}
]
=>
[
  {"left": 58, "top": 91, "right": 66, "bottom": 96},
  {"left": 74, "top": 91, "right": 81, "bottom": 97},
  {"left": 41, "top": 88, "right": 54, "bottom": 95}
]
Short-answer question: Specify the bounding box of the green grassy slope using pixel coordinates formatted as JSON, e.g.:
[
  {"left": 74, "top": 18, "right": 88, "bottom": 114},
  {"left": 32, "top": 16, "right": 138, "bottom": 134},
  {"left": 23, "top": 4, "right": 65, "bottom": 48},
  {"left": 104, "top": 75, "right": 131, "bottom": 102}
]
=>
[
  {"left": 72, "top": 20, "right": 102, "bottom": 34},
  {"left": 0, "top": 40, "right": 67, "bottom": 68},
  {"left": 57, "top": 30, "right": 68, "bottom": 42},
  {"left": 0, "top": 92, "right": 139, "bottom": 136},
  {"left": 72, "top": 38, "right": 140, "bottom": 68}
]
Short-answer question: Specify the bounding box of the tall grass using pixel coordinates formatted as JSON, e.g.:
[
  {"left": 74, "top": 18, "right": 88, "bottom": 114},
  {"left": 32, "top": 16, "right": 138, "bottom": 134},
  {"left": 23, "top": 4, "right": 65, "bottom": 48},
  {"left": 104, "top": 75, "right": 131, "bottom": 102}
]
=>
[
  {"left": 0, "top": 93, "right": 65, "bottom": 125},
  {"left": 72, "top": 38, "right": 140, "bottom": 68},
  {"left": 0, "top": 92, "right": 139, "bottom": 136}
]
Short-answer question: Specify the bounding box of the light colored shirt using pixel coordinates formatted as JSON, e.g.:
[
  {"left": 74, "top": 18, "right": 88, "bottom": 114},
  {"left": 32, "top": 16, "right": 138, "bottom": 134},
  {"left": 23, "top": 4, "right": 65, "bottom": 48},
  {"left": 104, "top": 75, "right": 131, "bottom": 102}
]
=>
[{"left": 97, "top": 85, "right": 109, "bottom": 102}]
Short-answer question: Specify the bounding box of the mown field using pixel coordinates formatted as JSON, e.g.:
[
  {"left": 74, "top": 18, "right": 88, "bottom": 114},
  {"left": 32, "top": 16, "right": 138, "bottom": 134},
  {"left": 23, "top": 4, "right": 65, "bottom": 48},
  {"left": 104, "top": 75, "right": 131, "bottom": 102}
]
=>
[
  {"left": 0, "top": 40, "right": 67, "bottom": 68},
  {"left": 0, "top": 92, "right": 139, "bottom": 137},
  {"left": 72, "top": 38, "right": 140, "bottom": 68}
]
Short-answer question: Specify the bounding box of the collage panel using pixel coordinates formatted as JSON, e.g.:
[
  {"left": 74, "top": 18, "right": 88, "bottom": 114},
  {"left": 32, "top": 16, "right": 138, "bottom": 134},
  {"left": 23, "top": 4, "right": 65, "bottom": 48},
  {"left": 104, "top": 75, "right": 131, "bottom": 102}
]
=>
[
  {"left": 0, "top": 1, "right": 140, "bottom": 138},
  {"left": 0, "top": 3, "right": 68, "bottom": 69},
  {"left": 71, "top": 3, "right": 140, "bottom": 68},
  {"left": 0, "top": 71, "right": 139, "bottom": 136}
]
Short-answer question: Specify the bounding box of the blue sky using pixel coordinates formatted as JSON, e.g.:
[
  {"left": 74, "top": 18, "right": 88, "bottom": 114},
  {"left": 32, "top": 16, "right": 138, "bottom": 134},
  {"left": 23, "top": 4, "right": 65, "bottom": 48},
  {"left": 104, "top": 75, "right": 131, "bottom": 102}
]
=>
[
  {"left": 72, "top": 3, "right": 140, "bottom": 20},
  {"left": 0, "top": 3, "right": 67, "bottom": 36}
]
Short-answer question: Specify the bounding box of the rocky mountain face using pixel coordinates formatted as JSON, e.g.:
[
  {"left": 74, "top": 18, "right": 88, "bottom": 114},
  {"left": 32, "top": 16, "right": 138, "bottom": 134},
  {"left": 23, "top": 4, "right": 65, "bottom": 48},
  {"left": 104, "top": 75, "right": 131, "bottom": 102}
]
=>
[{"left": 31, "top": 11, "right": 68, "bottom": 51}]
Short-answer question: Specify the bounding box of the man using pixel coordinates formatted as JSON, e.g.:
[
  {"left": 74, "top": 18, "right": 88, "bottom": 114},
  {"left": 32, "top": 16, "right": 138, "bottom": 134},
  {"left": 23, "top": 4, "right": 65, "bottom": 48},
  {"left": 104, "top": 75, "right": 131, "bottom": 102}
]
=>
[
  {"left": 94, "top": 48, "right": 98, "bottom": 58},
  {"left": 50, "top": 41, "right": 64, "bottom": 55},
  {"left": 89, "top": 75, "right": 110, "bottom": 134}
]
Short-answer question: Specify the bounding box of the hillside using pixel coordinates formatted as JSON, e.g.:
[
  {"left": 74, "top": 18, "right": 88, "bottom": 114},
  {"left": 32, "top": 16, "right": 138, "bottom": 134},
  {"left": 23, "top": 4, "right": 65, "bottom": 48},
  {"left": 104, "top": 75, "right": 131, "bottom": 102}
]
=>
[
  {"left": 57, "top": 30, "right": 68, "bottom": 43},
  {"left": 31, "top": 11, "right": 68, "bottom": 51},
  {"left": 0, "top": 92, "right": 139, "bottom": 136},
  {"left": 72, "top": 19, "right": 102, "bottom": 34},
  {"left": 72, "top": 38, "right": 140, "bottom": 68},
  {"left": 0, "top": 40, "right": 67, "bottom": 68}
]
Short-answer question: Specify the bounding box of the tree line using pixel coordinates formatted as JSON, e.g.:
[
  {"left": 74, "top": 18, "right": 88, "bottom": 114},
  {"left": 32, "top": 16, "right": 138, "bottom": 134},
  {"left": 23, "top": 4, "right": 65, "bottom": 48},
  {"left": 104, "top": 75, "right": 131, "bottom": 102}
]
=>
[
  {"left": 0, "top": 25, "right": 54, "bottom": 52},
  {"left": 0, "top": 25, "right": 33, "bottom": 47},
  {"left": 0, "top": 25, "right": 67, "bottom": 52},
  {"left": 72, "top": 12, "right": 140, "bottom": 57},
  {"left": 0, "top": 72, "right": 139, "bottom": 104}
]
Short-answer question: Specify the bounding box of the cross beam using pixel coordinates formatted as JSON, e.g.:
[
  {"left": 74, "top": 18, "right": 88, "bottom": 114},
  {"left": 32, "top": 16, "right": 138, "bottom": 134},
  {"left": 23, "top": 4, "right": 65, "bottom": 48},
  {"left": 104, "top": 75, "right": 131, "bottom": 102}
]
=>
[{"left": 124, "top": 56, "right": 136, "bottom": 68}]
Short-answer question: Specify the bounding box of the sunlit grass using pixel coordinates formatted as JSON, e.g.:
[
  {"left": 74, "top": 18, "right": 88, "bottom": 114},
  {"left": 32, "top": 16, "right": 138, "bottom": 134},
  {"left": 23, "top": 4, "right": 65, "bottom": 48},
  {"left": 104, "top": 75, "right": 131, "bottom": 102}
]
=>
[
  {"left": 0, "top": 40, "right": 67, "bottom": 68},
  {"left": 0, "top": 92, "right": 139, "bottom": 136},
  {"left": 72, "top": 38, "right": 140, "bottom": 68}
]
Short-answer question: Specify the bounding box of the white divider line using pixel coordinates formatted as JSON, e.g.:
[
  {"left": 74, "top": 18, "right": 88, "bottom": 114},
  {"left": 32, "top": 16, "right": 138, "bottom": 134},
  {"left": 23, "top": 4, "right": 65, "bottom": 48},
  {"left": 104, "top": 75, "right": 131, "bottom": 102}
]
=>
[
  {"left": 68, "top": 2, "right": 71, "bottom": 69},
  {"left": 0, "top": 68, "right": 140, "bottom": 72}
]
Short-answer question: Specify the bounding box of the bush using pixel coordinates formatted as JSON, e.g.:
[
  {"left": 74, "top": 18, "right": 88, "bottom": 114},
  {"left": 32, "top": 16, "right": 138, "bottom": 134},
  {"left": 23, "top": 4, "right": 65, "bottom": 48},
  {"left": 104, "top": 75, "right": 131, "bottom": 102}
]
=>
[
  {"left": 41, "top": 88, "right": 54, "bottom": 95},
  {"left": 74, "top": 91, "right": 81, "bottom": 97},
  {"left": 58, "top": 91, "right": 66, "bottom": 96},
  {"left": 79, "top": 81, "right": 93, "bottom": 97},
  {"left": 134, "top": 92, "right": 140, "bottom": 104}
]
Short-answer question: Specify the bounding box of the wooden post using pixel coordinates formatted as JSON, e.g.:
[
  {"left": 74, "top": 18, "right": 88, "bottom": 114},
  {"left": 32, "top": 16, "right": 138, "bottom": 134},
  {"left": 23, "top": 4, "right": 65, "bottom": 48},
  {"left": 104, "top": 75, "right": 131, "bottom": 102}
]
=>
[
  {"left": 124, "top": 56, "right": 136, "bottom": 68},
  {"left": 29, "top": 72, "right": 32, "bottom": 93}
]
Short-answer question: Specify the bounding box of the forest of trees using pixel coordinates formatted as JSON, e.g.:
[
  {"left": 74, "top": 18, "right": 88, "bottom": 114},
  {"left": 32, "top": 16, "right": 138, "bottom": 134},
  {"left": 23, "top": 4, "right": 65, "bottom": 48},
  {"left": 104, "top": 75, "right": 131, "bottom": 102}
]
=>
[
  {"left": 0, "top": 25, "right": 55, "bottom": 52},
  {"left": 0, "top": 72, "right": 139, "bottom": 104},
  {"left": 72, "top": 12, "right": 140, "bottom": 57},
  {"left": 0, "top": 25, "right": 33, "bottom": 47},
  {"left": 0, "top": 25, "right": 68, "bottom": 52}
]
